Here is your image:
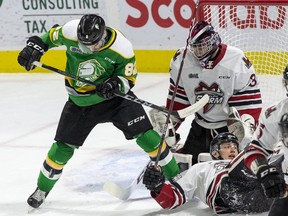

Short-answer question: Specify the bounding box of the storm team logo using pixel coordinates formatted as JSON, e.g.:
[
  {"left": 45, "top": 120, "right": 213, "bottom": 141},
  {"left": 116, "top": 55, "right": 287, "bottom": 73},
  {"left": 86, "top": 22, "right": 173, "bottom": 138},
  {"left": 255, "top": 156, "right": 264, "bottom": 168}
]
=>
[{"left": 195, "top": 81, "right": 224, "bottom": 113}]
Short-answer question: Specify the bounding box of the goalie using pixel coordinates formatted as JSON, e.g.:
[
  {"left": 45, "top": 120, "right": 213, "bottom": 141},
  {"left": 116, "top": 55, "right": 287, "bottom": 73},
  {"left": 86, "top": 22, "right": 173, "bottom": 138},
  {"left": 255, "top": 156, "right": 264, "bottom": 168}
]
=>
[{"left": 150, "top": 20, "right": 262, "bottom": 165}]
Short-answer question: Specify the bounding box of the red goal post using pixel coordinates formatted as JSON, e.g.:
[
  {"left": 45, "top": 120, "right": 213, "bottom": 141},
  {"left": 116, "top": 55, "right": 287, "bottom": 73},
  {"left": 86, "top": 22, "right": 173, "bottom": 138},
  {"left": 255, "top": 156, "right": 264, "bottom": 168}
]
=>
[{"left": 194, "top": 0, "right": 288, "bottom": 107}]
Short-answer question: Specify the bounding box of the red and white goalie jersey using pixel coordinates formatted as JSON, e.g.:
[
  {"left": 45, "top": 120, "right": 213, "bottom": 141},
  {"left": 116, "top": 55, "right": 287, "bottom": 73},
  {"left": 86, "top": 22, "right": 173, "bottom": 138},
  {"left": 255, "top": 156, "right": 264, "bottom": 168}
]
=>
[{"left": 167, "top": 44, "right": 262, "bottom": 129}]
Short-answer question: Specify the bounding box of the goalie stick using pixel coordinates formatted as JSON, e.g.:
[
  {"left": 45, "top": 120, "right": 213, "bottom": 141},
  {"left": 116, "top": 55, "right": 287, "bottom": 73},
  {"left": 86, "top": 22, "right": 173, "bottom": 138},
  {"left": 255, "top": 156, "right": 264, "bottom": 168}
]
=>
[
  {"left": 153, "top": 1, "right": 199, "bottom": 168},
  {"left": 32, "top": 61, "right": 209, "bottom": 119}
]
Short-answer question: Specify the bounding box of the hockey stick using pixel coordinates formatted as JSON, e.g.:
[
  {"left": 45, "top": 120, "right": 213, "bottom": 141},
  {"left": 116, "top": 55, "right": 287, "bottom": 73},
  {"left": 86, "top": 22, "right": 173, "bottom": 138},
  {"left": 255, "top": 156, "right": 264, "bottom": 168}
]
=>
[
  {"left": 32, "top": 61, "right": 208, "bottom": 119},
  {"left": 103, "top": 96, "right": 208, "bottom": 200},
  {"left": 103, "top": 160, "right": 153, "bottom": 200},
  {"left": 103, "top": 151, "right": 194, "bottom": 200},
  {"left": 153, "top": 11, "right": 198, "bottom": 167}
]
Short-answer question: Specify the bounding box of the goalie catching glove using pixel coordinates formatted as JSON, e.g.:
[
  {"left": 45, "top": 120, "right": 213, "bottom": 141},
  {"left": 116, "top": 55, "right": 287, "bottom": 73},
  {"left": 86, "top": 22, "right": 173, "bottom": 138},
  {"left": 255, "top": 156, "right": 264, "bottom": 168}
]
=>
[
  {"left": 18, "top": 36, "right": 48, "bottom": 71},
  {"left": 149, "top": 108, "right": 181, "bottom": 147}
]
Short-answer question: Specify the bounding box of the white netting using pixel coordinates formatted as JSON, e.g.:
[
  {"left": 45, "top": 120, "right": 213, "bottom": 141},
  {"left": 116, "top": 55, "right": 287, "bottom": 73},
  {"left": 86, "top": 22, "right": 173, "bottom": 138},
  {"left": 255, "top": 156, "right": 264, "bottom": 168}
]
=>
[{"left": 198, "top": 0, "right": 288, "bottom": 108}]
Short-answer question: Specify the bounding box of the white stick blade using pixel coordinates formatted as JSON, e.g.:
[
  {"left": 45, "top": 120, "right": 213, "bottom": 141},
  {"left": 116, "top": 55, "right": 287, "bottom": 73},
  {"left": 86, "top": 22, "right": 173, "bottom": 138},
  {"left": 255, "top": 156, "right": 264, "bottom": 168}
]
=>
[
  {"left": 103, "top": 180, "right": 131, "bottom": 200},
  {"left": 177, "top": 94, "right": 209, "bottom": 118}
]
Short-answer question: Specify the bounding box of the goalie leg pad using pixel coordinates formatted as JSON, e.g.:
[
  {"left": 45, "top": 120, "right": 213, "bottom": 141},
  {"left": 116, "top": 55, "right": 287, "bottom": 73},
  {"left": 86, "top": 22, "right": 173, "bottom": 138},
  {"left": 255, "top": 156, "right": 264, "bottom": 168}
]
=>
[
  {"left": 173, "top": 152, "right": 192, "bottom": 173},
  {"left": 198, "top": 153, "right": 212, "bottom": 163},
  {"left": 227, "top": 107, "right": 255, "bottom": 150},
  {"left": 149, "top": 108, "right": 179, "bottom": 147}
]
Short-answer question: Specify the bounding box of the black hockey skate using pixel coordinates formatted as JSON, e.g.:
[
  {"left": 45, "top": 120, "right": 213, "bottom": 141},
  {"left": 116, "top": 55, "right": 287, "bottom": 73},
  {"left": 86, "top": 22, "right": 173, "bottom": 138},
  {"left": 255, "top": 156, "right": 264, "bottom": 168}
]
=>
[{"left": 27, "top": 187, "right": 49, "bottom": 208}]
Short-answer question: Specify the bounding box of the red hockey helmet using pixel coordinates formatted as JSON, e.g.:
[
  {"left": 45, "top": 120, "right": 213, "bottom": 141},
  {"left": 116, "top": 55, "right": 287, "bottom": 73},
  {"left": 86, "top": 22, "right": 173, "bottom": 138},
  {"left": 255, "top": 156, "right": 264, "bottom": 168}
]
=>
[{"left": 188, "top": 21, "right": 221, "bottom": 66}]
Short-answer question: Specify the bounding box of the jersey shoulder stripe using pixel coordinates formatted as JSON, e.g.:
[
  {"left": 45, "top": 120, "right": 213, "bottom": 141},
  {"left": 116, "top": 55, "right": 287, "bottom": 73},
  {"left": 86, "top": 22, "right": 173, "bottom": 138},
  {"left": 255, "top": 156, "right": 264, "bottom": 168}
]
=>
[
  {"left": 61, "top": 19, "right": 79, "bottom": 42},
  {"left": 109, "top": 28, "right": 134, "bottom": 59}
]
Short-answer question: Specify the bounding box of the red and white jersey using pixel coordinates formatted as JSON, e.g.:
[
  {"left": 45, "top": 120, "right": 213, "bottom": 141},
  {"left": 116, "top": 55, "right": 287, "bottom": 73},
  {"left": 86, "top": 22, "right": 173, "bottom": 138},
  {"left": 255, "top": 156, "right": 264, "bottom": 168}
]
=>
[
  {"left": 153, "top": 160, "right": 230, "bottom": 212},
  {"left": 253, "top": 98, "right": 288, "bottom": 151},
  {"left": 167, "top": 44, "right": 262, "bottom": 129},
  {"left": 253, "top": 98, "right": 288, "bottom": 184},
  {"left": 152, "top": 144, "right": 272, "bottom": 214},
  {"left": 177, "top": 160, "right": 230, "bottom": 209}
]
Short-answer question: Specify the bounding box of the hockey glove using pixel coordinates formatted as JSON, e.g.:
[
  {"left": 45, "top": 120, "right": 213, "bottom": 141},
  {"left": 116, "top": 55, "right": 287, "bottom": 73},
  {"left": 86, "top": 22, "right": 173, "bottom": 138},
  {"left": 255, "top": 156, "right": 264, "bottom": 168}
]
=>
[
  {"left": 256, "top": 165, "right": 286, "bottom": 198},
  {"left": 97, "top": 76, "right": 122, "bottom": 99},
  {"left": 18, "top": 36, "right": 48, "bottom": 71},
  {"left": 143, "top": 165, "right": 165, "bottom": 194}
]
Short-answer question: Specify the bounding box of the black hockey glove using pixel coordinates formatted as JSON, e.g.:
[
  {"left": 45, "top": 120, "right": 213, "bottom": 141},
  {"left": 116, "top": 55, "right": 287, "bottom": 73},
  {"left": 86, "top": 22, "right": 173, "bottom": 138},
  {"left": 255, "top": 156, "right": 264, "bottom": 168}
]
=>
[
  {"left": 256, "top": 165, "right": 286, "bottom": 198},
  {"left": 97, "top": 76, "right": 122, "bottom": 99},
  {"left": 143, "top": 165, "right": 165, "bottom": 194},
  {"left": 18, "top": 36, "right": 48, "bottom": 71}
]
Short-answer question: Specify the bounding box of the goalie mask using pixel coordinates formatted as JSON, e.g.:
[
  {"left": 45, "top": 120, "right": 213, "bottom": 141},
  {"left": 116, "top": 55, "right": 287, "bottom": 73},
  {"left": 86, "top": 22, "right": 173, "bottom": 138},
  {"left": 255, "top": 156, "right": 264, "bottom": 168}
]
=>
[
  {"left": 77, "top": 14, "right": 107, "bottom": 54},
  {"left": 283, "top": 65, "right": 288, "bottom": 95},
  {"left": 279, "top": 113, "right": 288, "bottom": 148},
  {"left": 188, "top": 21, "right": 221, "bottom": 67},
  {"left": 210, "top": 132, "right": 239, "bottom": 160}
]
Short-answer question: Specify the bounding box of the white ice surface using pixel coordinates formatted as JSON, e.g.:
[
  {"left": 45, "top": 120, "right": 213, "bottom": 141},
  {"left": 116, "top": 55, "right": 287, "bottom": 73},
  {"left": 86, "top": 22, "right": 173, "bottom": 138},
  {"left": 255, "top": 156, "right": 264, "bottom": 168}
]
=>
[{"left": 0, "top": 73, "right": 268, "bottom": 216}]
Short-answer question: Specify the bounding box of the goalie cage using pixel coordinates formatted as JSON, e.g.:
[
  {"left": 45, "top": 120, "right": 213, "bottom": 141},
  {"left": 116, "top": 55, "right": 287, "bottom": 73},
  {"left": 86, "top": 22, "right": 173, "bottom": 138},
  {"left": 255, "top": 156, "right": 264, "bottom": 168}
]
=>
[{"left": 195, "top": 0, "right": 288, "bottom": 109}]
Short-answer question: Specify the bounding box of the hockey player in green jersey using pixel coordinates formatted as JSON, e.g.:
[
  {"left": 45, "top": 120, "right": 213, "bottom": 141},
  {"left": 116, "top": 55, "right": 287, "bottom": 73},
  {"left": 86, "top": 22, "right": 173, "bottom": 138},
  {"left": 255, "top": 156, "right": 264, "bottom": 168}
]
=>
[{"left": 17, "top": 14, "right": 179, "bottom": 209}]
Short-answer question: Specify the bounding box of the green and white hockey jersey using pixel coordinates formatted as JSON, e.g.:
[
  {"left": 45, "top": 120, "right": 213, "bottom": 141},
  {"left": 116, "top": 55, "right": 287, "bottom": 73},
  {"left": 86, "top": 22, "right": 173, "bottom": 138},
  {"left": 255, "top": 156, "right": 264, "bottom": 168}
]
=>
[{"left": 40, "top": 19, "right": 137, "bottom": 107}]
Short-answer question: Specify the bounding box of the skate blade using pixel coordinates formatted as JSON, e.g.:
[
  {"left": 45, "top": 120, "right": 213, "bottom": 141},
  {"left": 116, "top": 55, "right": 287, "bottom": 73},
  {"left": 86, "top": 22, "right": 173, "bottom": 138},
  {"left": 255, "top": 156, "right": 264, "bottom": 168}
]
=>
[{"left": 27, "top": 205, "right": 39, "bottom": 214}]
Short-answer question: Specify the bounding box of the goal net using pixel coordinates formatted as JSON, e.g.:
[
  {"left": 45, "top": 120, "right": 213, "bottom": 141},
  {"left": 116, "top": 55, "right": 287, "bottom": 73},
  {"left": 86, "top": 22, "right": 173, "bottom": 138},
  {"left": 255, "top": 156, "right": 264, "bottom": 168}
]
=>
[{"left": 196, "top": 0, "right": 288, "bottom": 108}]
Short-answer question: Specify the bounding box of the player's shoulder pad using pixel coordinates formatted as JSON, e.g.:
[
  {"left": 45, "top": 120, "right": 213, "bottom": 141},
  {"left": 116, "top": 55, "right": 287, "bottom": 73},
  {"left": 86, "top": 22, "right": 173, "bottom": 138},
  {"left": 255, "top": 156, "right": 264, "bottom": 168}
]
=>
[
  {"left": 61, "top": 19, "right": 79, "bottom": 42},
  {"left": 109, "top": 28, "right": 134, "bottom": 59},
  {"left": 225, "top": 45, "right": 245, "bottom": 58},
  {"left": 220, "top": 45, "right": 251, "bottom": 70},
  {"left": 272, "top": 98, "right": 288, "bottom": 117},
  {"left": 175, "top": 47, "right": 185, "bottom": 59},
  {"left": 170, "top": 47, "right": 185, "bottom": 65}
]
